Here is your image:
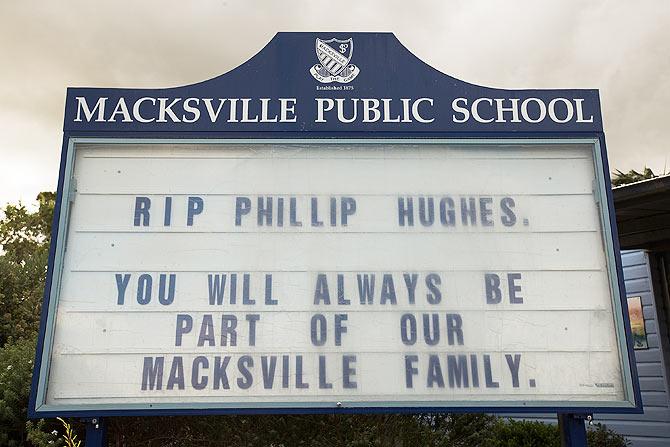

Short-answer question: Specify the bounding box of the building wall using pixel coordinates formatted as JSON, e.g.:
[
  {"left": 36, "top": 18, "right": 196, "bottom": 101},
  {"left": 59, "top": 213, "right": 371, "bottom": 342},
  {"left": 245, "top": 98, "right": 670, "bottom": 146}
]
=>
[{"left": 597, "top": 250, "right": 670, "bottom": 446}]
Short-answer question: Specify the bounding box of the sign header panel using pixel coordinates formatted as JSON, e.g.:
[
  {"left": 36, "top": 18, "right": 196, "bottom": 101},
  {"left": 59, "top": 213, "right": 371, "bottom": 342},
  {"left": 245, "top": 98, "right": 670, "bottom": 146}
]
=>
[{"left": 63, "top": 33, "right": 602, "bottom": 134}]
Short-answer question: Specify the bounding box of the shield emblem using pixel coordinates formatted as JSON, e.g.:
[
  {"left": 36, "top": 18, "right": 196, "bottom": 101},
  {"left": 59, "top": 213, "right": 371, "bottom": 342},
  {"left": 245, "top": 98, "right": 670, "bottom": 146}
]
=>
[{"left": 315, "top": 38, "right": 353, "bottom": 76}]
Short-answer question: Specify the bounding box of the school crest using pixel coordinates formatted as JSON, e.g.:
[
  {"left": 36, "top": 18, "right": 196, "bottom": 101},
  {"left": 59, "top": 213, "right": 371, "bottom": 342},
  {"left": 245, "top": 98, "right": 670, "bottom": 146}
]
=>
[{"left": 310, "top": 38, "right": 360, "bottom": 84}]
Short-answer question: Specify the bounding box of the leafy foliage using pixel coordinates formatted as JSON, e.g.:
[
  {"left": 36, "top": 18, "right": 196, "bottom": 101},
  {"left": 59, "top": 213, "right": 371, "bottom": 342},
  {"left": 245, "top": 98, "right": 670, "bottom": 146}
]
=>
[
  {"left": 587, "top": 423, "right": 630, "bottom": 447},
  {"left": 418, "top": 413, "right": 498, "bottom": 446},
  {"left": 56, "top": 418, "right": 81, "bottom": 447},
  {"left": 25, "top": 419, "right": 63, "bottom": 447},
  {"left": 0, "top": 338, "right": 37, "bottom": 446},
  {"left": 0, "top": 193, "right": 56, "bottom": 446},
  {"left": 105, "top": 414, "right": 442, "bottom": 446},
  {"left": 91, "top": 414, "right": 629, "bottom": 446},
  {"left": 487, "top": 418, "right": 561, "bottom": 447},
  {"left": 611, "top": 167, "right": 657, "bottom": 187},
  {"left": 0, "top": 192, "right": 55, "bottom": 346},
  {"left": 486, "top": 419, "right": 629, "bottom": 447}
]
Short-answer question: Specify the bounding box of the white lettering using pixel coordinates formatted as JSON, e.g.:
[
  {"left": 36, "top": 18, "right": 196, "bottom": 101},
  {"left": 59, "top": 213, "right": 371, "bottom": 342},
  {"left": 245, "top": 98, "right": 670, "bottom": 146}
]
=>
[
  {"left": 279, "top": 98, "right": 297, "bottom": 122},
  {"left": 411, "top": 98, "right": 434, "bottom": 123},
  {"left": 108, "top": 98, "right": 132, "bottom": 123},
  {"left": 132, "top": 97, "right": 156, "bottom": 123},
  {"left": 520, "top": 98, "right": 546, "bottom": 123},
  {"left": 400, "top": 98, "right": 412, "bottom": 123},
  {"left": 575, "top": 99, "right": 594, "bottom": 123},
  {"left": 362, "top": 99, "right": 381, "bottom": 123},
  {"left": 74, "top": 97, "right": 107, "bottom": 122},
  {"left": 472, "top": 98, "right": 494, "bottom": 123},
  {"left": 228, "top": 98, "right": 239, "bottom": 122},
  {"left": 336, "top": 98, "right": 358, "bottom": 123},
  {"left": 259, "top": 98, "right": 278, "bottom": 123},
  {"left": 451, "top": 98, "right": 469, "bottom": 123},
  {"left": 157, "top": 98, "right": 181, "bottom": 123},
  {"left": 548, "top": 98, "right": 574, "bottom": 123},
  {"left": 182, "top": 98, "right": 200, "bottom": 123},
  {"left": 315, "top": 98, "right": 334, "bottom": 123},
  {"left": 494, "top": 98, "right": 521, "bottom": 123},
  {"left": 241, "top": 98, "right": 259, "bottom": 123},
  {"left": 203, "top": 98, "right": 227, "bottom": 122},
  {"left": 381, "top": 98, "right": 401, "bottom": 123}
]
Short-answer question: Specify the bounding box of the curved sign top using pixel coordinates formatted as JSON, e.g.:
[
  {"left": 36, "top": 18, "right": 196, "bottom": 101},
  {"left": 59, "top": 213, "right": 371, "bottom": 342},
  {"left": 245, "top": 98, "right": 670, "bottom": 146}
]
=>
[{"left": 64, "top": 32, "right": 602, "bottom": 134}]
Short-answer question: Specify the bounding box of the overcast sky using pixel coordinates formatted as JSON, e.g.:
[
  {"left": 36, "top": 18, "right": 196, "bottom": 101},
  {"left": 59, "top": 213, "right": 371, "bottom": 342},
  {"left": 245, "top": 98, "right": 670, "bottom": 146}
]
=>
[{"left": 1, "top": 0, "right": 668, "bottom": 207}]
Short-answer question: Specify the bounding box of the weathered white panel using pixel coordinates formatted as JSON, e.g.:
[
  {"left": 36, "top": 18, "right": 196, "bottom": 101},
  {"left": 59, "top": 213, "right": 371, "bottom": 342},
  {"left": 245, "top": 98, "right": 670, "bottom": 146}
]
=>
[
  {"left": 53, "top": 310, "right": 618, "bottom": 354},
  {"left": 46, "top": 351, "right": 621, "bottom": 402},
  {"left": 62, "top": 231, "right": 607, "bottom": 271},
  {"left": 71, "top": 194, "right": 600, "bottom": 233},
  {"left": 74, "top": 144, "right": 595, "bottom": 195},
  {"left": 58, "top": 270, "right": 613, "bottom": 312},
  {"left": 42, "top": 142, "right": 628, "bottom": 411}
]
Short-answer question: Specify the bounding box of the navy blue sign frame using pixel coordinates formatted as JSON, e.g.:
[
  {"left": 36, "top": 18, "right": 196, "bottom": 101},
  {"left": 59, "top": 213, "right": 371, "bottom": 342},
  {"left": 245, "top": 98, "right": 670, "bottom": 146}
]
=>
[{"left": 29, "top": 32, "right": 641, "bottom": 418}]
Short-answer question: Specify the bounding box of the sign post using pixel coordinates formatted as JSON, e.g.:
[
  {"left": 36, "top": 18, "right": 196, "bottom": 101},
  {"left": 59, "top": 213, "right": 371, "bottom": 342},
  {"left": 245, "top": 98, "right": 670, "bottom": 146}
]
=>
[
  {"left": 84, "top": 419, "right": 106, "bottom": 447},
  {"left": 558, "top": 414, "right": 588, "bottom": 447},
  {"left": 30, "top": 33, "right": 641, "bottom": 446}
]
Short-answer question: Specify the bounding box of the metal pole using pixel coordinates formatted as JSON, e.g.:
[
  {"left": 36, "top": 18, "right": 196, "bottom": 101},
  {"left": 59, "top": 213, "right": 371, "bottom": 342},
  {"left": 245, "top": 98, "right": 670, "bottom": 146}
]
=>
[
  {"left": 558, "top": 413, "right": 588, "bottom": 447},
  {"left": 84, "top": 418, "right": 107, "bottom": 447}
]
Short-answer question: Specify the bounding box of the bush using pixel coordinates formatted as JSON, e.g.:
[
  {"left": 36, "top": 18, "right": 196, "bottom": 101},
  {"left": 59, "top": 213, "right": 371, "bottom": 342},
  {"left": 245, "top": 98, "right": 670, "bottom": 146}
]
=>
[
  {"left": 588, "top": 422, "right": 630, "bottom": 447},
  {"left": 0, "top": 337, "right": 37, "bottom": 446},
  {"left": 487, "top": 418, "right": 629, "bottom": 447},
  {"left": 490, "top": 419, "right": 560, "bottom": 447}
]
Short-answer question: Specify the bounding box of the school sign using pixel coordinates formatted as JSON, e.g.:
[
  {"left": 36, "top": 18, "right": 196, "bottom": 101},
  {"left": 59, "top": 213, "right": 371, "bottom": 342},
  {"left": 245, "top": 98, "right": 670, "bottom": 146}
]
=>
[{"left": 30, "top": 33, "right": 641, "bottom": 422}]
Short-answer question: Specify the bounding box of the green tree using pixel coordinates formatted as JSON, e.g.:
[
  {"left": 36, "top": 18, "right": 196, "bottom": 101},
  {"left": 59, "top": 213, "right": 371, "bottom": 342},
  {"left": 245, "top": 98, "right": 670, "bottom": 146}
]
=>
[
  {"left": 0, "top": 192, "right": 55, "bottom": 345},
  {"left": 0, "top": 192, "right": 58, "bottom": 446},
  {"left": 611, "top": 167, "right": 656, "bottom": 187},
  {"left": 0, "top": 338, "right": 37, "bottom": 446}
]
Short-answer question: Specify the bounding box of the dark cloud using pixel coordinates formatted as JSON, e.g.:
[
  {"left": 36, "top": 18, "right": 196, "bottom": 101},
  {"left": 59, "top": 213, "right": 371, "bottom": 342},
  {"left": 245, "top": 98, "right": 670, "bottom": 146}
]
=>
[{"left": 1, "top": 0, "right": 669, "bottom": 205}]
